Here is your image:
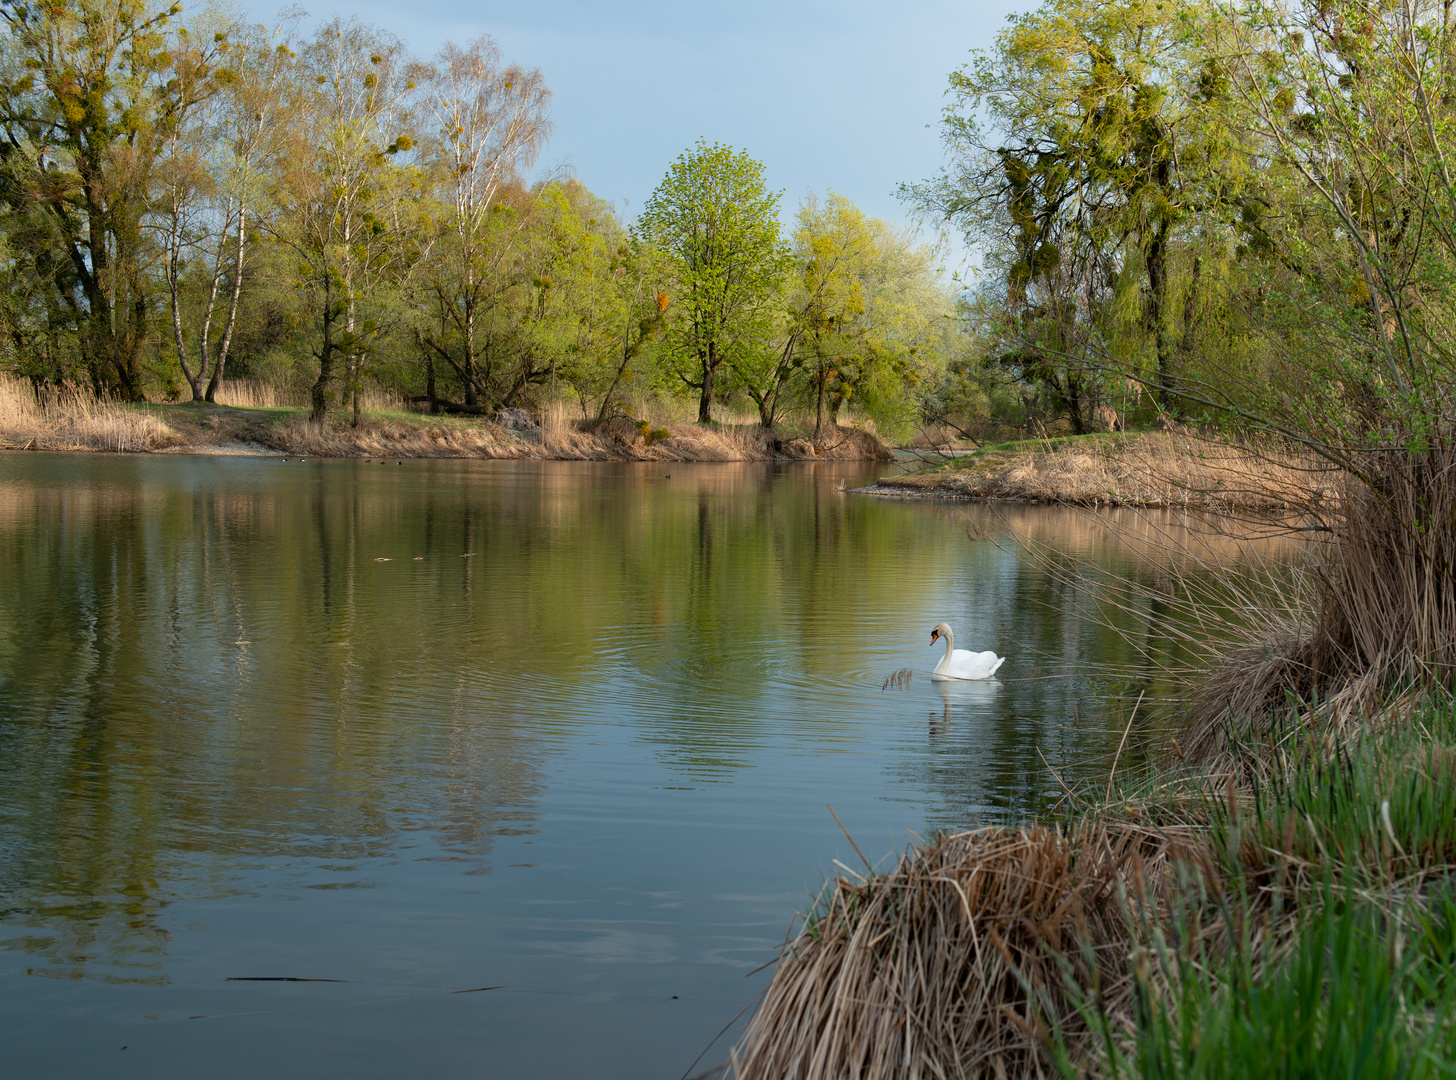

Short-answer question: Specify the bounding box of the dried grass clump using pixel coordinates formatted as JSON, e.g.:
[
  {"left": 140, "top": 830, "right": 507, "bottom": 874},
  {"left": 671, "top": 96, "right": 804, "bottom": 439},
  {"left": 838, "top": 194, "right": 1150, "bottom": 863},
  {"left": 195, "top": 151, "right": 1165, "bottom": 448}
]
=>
[
  {"left": 0, "top": 375, "right": 179, "bottom": 452},
  {"left": 878, "top": 431, "right": 1321, "bottom": 511},
  {"left": 268, "top": 416, "right": 531, "bottom": 458},
  {"left": 211, "top": 380, "right": 304, "bottom": 409},
  {"left": 1184, "top": 444, "right": 1456, "bottom": 764},
  {"left": 733, "top": 823, "right": 1191, "bottom": 1080},
  {"left": 264, "top": 413, "right": 891, "bottom": 463}
]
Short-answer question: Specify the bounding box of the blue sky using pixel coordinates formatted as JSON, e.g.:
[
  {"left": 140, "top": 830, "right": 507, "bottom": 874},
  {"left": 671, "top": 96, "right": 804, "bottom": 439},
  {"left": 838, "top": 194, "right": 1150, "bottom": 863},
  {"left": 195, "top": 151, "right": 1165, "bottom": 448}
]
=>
[{"left": 287, "top": 0, "right": 1027, "bottom": 273}]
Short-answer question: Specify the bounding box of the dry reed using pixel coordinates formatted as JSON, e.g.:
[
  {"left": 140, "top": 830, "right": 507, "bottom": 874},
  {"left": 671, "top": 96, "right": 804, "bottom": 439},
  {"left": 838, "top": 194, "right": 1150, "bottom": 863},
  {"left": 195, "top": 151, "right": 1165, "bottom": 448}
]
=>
[
  {"left": 0, "top": 375, "right": 178, "bottom": 452},
  {"left": 877, "top": 431, "right": 1324, "bottom": 512},
  {"left": 1182, "top": 443, "right": 1456, "bottom": 765},
  {"left": 733, "top": 823, "right": 1196, "bottom": 1080},
  {"left": 265, "top": 412, "right": 889, "bottom": 463}
]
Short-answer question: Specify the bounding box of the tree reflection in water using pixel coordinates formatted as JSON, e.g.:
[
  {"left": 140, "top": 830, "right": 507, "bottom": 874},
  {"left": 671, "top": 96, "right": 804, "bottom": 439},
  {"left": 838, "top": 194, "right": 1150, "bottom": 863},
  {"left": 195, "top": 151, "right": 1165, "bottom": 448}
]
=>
[{"left": 0, "top": 453, "right": 1297, "bottom": 1077}]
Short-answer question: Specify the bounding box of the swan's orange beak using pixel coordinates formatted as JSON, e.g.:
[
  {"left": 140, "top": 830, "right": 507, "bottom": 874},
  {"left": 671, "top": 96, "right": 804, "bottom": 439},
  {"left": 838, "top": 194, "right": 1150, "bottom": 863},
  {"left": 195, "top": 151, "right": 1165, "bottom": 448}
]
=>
[{"left": 930, "top": 629, "right": 939, "bottom": 644}]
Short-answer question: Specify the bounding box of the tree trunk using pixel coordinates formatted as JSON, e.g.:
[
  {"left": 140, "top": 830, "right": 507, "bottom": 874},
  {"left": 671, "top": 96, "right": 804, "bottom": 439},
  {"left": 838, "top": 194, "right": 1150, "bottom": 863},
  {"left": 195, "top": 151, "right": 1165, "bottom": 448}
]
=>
[
  {"left": 311, "top": 281, "right": 335, "bottom": 422},
  {"left": 1146, "top": 223, "right": 1170, "bottom": 404},
  {"left": 164, "top": 204, "right": 204, "bottom": 401},
  {"left": 423, "top": 334, "right": 439, "bottom": 414},
  {"left": 463, "top": 296, "right": 478, "bottom": 407},
  {"left": 1181, "top": 253, "right": 1202, "bottom": 352},
  {"left": 697, "top": 346, "right": 715, "bottom": 424},
  {"left": 168, "top": 271, "right": 203, "bottom": 400},
  {"left": 205, "top": 206, "right": 247, "bottom": 403}
]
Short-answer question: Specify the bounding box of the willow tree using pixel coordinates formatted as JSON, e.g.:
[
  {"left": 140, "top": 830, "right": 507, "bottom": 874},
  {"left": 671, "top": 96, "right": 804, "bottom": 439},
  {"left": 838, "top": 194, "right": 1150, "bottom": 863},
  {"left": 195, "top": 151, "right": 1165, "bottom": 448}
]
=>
[
  {"left": 909, "top": 0, "right": 1249, "bottom": 421},
  {"left": 639, "top": 140, "right": 787, "bottom": 424}
]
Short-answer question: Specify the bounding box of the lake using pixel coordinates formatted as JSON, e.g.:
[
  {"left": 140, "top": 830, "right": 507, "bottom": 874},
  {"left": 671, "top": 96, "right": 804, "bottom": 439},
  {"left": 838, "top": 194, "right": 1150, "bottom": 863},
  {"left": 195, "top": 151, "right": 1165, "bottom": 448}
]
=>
[{"left": 0, "top": 453, "right": 1266, "bottom": 1078}]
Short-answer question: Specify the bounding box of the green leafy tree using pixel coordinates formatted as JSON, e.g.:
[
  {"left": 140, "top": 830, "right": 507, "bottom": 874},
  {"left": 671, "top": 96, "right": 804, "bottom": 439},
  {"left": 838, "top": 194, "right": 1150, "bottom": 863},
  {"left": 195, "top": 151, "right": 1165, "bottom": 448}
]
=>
[
  {"left": 269, "top": 18, "right": 416, "bottom": 423},
  {"left": 0, "top": 0, "right": 229, "bottom": 398},
  {"left": 908, "top": 0, "right": 1251, "bottom": 424},
  {"left": 788, "top": 192, "right": 954, "bottom": 438},
  {"left": 639, "top": 140, "right": 787, "bottom": 424}
]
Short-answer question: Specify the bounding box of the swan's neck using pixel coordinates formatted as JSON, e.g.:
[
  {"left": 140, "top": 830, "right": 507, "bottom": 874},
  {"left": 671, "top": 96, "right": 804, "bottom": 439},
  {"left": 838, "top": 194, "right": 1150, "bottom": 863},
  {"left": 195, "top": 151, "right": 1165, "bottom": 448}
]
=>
[{"left": 935, "top": 629, "right": 955, "bottom": 673}]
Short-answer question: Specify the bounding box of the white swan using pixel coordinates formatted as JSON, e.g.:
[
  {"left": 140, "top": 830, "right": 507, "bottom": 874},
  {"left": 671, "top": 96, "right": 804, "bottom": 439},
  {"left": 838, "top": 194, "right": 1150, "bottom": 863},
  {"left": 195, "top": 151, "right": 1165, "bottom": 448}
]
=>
[{"left": 929, "top": 622, "right": 1005, "bottom": 681}]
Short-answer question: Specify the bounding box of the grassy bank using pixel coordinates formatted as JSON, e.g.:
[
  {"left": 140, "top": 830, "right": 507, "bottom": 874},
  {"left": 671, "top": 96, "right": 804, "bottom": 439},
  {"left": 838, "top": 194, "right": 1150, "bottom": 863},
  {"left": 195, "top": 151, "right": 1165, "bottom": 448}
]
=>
[
  {"left": 0, "top": 378, "right": 890, "bottom": 462},
  {"left": 872, "top": 431, "right": 1324, "bottom": 511},
  {"left": 733, "top": 692, "right": 1456, "bottom": 1078}
]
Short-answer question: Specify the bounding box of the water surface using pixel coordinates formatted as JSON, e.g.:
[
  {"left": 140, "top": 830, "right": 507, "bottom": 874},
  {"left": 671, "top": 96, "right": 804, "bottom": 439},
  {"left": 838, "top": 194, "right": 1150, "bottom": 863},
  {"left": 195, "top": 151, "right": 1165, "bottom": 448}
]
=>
[{"left": 0, "top": 453, "right": 1264, "bottom": 1077}]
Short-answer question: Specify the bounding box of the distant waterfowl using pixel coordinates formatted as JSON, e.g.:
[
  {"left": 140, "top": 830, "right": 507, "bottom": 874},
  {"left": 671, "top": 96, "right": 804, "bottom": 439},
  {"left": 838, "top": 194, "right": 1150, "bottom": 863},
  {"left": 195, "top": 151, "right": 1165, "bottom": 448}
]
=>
[{"left": 929, "top": 622, "right": 1004, "bottom": 681}]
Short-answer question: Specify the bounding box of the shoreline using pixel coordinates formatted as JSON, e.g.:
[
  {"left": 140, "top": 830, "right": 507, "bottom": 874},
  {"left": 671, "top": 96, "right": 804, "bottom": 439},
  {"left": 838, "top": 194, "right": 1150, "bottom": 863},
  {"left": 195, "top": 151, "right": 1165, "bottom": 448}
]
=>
[
  {"left": 0, "top": 399, "right": 894, "bottom": 464},
  {"left": 861, "top": 430, "right": 1327, "bottom": 512}
]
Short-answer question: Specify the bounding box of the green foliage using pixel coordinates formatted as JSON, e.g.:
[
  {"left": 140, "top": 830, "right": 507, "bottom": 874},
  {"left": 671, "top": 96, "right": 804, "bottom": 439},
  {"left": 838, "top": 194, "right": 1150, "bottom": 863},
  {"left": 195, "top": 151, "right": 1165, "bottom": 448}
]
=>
[
  {"left": 786, "top": 192, "right": 954, "bottom": 438},
  {"left": 1103, "top": 897, "right": 1447, "bottom": 1080},
  {"left": 1058, "top": 696, "right": 1456, "bottom": 1079},
  {"left": 639, "top": 139, "right": 789, "bottom": 423},
  {"left": 915, "top": 0, "right": 1456, "bottom": 466},
  {"left": 0, "top": 0, "right": 231, "bottom": 398},
  {"left": 0, "top": 10, "right": 944, "bottom": 438}
]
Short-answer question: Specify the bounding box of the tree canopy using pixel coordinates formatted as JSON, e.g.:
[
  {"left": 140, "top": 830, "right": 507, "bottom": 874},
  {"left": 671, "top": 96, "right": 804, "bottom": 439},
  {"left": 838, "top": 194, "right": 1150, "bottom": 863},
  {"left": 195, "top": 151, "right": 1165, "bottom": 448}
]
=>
[
  {"left": 639, "top": 140, "right": 789, "bottom": 424},
  {"left": 0, "top": 3, "right": 957, "bottom": 440}
]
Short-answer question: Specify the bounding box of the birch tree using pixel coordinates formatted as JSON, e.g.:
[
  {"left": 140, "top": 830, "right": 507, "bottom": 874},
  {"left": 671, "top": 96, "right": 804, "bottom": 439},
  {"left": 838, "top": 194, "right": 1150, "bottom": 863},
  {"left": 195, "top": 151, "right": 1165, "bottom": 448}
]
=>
[
  {"left": 415, "top": 36, "right": 550, "bottom": 409},
  {"left": 270, "top": 18, "right": 414, "bottom": 422}
]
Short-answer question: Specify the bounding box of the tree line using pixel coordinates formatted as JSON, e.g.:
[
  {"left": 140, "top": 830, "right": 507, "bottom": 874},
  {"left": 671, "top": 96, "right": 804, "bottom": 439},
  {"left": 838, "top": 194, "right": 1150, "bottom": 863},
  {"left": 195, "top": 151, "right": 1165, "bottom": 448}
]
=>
[
  {"left": 913, "top": 0, "right": 1456, "bottom": 449},
  {"left": 0, "top": 1, "right": 956, "bottom": 437}
]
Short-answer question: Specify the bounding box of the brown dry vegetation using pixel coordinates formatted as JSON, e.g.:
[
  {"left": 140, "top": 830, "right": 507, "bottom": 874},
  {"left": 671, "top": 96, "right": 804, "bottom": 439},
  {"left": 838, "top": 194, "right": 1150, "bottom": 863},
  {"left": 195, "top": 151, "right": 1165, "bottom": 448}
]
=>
[
  {"left": 259, "top": 413, "right": 888, "bottom": 462},
  {"left": 732, "top": 824, "right": 1192, "bottom": 1080},
  {"left": 733, "top": 699, "right": 1456, "bottom": 1079},
  {"left": 1182, "top": 447, "right": 1456, "bottom": 766},
  {"left": 0, "top": 374, "right": 183, "bottom": 452},
  {"left": 872, "top": 431, "right": 1327, "bottom": 511},
  {"left": 0, "top": 377, "right": 890, "bottom": 462}
]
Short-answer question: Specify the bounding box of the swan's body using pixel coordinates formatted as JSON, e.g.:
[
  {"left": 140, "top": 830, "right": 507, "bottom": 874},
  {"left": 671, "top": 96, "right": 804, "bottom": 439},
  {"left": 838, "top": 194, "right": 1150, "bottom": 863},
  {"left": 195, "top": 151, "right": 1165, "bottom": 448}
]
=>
[{"left": 929, "top": 622, "right": 1004, "bottom": 681}]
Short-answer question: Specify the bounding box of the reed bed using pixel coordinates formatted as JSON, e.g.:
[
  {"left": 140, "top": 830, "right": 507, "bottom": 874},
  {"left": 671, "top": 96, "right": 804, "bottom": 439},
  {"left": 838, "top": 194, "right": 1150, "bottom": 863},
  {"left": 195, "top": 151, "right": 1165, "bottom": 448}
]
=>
[
  {"left": 266, "top": 412, "right": 888, "bottom": 462},
  {"left": 211, "top": 379, "right": 303, "bottom": 409},
  {"left": 0, "top": 375, "right": 178, "bottom": 452},
  {"left": 877, "top": 432, "right": 1324, "bottom": 512},
  {"left": 1182, "top": 443, "right": 1456, "bottom": 767},
  {"left": 733, "top": 823, "right": 1194, "bottom": 1080},
  {"left": 212, "top": 379, "right": 404, "bottom": 410}
]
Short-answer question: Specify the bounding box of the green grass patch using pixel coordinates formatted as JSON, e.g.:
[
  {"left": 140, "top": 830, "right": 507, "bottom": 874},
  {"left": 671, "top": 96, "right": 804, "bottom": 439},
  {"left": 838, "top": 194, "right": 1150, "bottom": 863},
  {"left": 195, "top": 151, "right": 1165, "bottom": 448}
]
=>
[{"left": 1058, "top": 694, "right": 1456, "bottom": 1078}]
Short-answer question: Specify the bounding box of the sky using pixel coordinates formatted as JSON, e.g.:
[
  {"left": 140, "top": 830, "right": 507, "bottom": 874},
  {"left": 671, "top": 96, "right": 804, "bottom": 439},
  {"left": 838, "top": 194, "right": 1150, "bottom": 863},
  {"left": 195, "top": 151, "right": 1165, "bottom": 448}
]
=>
[{"left": 276, "top": 0, "right": 1029, "bottom": 276}]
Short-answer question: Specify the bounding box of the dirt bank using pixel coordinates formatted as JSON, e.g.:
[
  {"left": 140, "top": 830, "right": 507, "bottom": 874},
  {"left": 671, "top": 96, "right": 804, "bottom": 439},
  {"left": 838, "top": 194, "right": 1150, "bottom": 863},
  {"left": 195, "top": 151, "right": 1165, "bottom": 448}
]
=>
[
  {"left": 868, "top": 431, "right": 1326, "bottom": 511},
  {"left": 0, "top": 390, "right": 891, "bottom": 463}
]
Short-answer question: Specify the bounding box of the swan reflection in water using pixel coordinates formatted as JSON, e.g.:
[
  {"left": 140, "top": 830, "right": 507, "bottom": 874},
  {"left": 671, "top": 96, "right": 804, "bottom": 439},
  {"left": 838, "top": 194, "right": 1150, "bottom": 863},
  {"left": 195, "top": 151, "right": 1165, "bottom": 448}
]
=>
[{"left": 929, "top": 675, "right": 1002, "bottom": 737}]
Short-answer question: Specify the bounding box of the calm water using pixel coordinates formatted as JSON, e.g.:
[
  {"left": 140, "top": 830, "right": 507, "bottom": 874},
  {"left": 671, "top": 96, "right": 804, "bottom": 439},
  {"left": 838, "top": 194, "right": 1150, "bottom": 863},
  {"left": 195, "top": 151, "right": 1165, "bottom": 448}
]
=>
[{"left": 0, "top": 453, "right": 1251, "bottom": 1078}]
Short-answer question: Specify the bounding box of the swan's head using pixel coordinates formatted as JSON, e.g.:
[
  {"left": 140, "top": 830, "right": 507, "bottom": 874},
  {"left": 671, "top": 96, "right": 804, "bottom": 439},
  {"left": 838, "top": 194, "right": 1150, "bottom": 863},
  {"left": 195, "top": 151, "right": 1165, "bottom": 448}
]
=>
[{"left": 930, "top": 622, "right": 952, "bottom": 645}]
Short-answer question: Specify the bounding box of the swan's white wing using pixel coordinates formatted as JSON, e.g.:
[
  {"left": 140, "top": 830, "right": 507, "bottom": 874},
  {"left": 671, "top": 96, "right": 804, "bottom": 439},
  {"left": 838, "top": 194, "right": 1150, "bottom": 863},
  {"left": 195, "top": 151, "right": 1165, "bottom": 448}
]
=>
[{"left": 944, "top": 649, "right": 1004, "bottom": 680}]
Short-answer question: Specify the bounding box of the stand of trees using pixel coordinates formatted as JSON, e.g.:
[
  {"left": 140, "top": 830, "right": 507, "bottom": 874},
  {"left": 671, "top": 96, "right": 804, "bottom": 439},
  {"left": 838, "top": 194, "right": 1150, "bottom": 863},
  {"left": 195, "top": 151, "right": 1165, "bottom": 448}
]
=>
[
  {"left": 0, "top": 3, "right": 955, "bottom": 438},
  {"left": 911, "top": 0, "right": 1456, "bottom": 449}
]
